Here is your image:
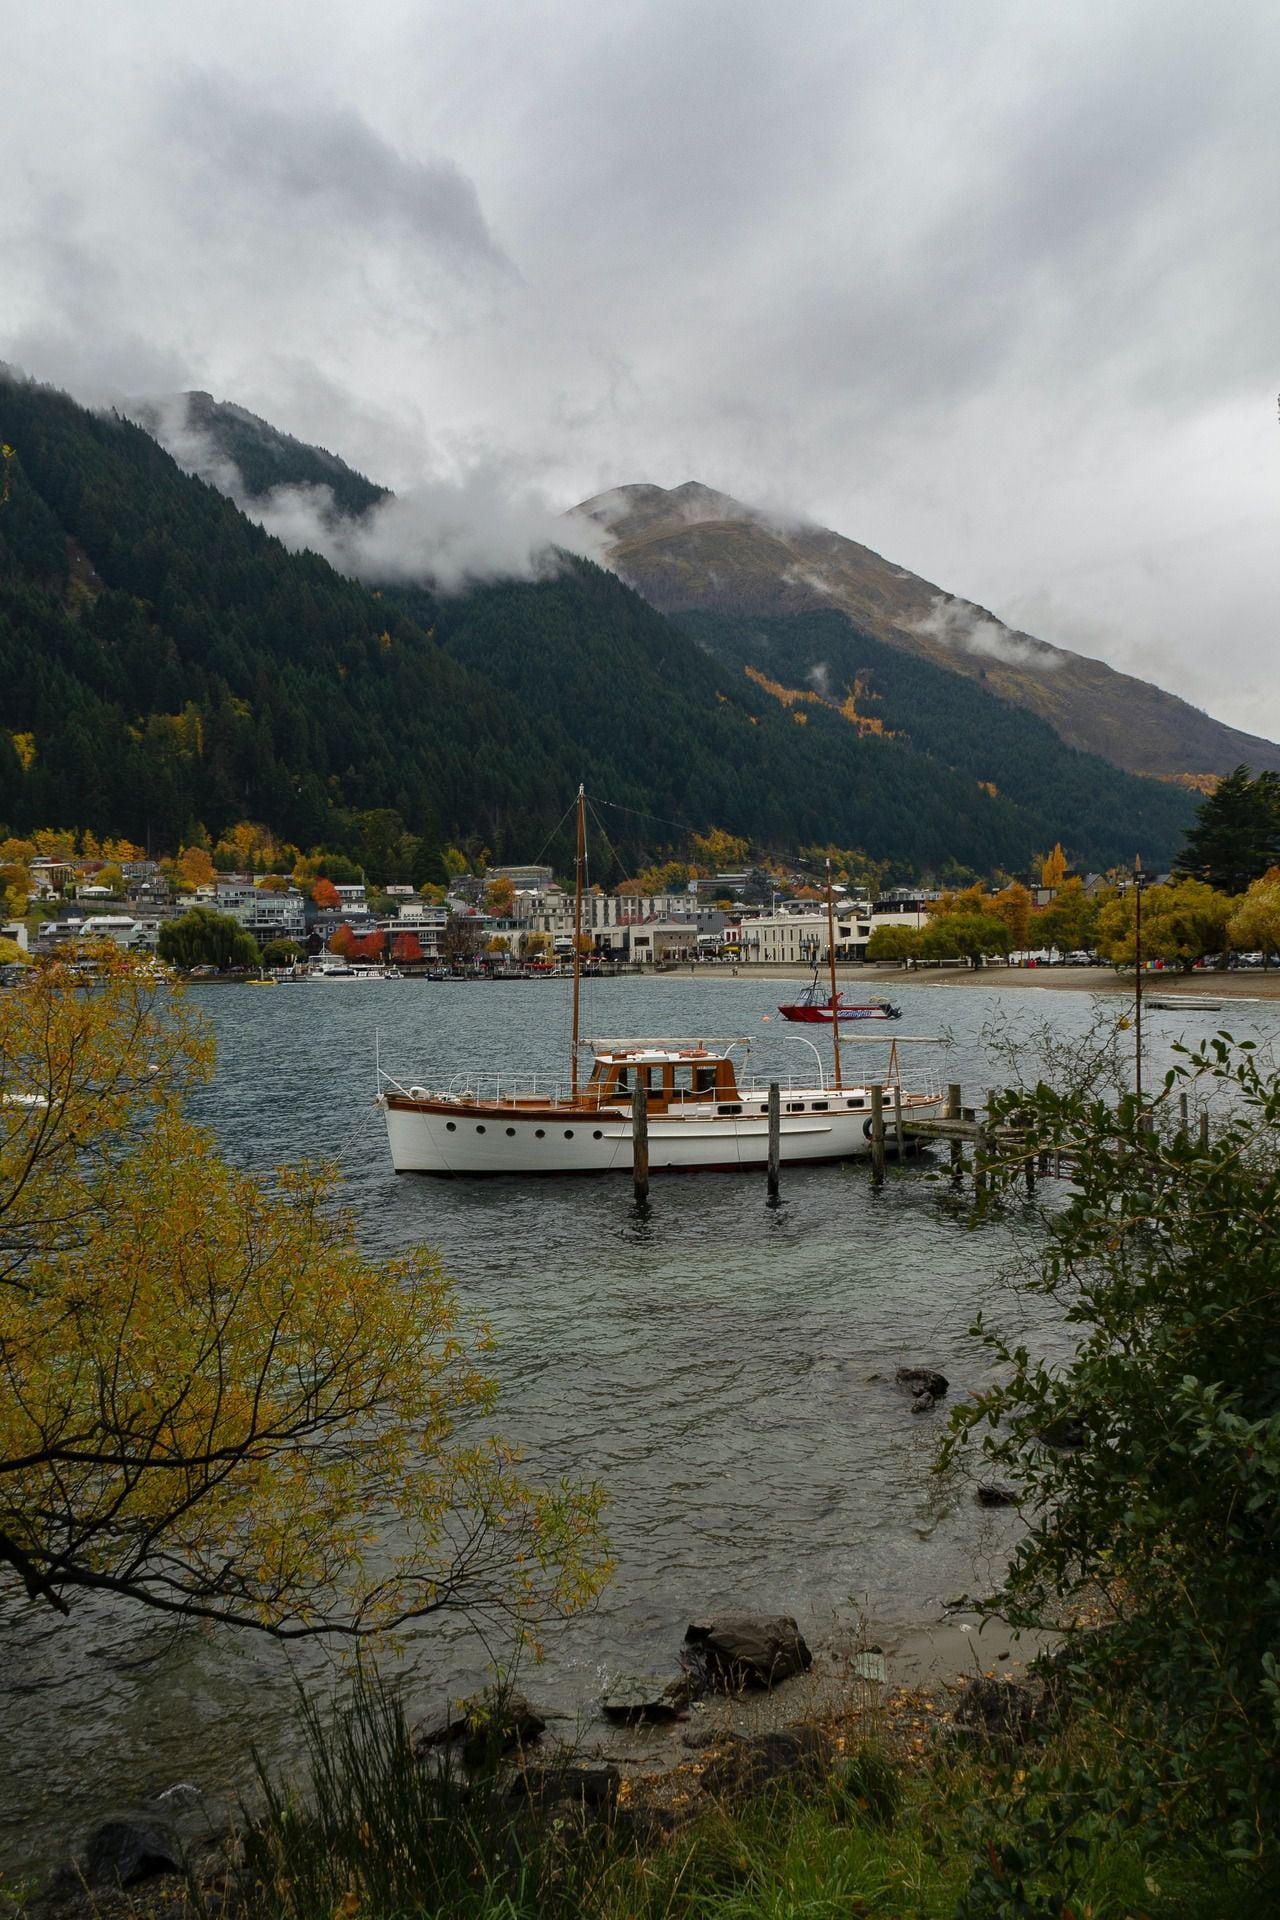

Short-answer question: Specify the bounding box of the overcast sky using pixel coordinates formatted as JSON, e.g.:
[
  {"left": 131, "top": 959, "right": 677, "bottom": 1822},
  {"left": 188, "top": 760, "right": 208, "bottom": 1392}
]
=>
[{"left": 4, "top": 0, "right": 1278, "bottom": 739}]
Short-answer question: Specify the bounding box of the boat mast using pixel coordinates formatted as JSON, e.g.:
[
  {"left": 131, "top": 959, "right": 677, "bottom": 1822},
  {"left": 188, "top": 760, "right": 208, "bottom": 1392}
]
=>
[
  {"left": 825, "top": 859, "right": 843, "bottom": 1091},
  {"left": 570, "top": 785, "right": 586, "bottom": 1098}
]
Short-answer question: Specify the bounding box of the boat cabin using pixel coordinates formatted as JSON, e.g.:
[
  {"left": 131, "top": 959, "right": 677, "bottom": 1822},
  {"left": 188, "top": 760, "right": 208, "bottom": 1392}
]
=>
[{"left": 585, "top": 1042, "right": 741, "bottom": 1110}]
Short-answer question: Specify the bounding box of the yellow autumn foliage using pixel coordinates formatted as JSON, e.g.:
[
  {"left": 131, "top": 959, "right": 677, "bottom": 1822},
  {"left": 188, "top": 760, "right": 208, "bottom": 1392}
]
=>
[{"left": 0, "top": 955, "right": 608, "bottom": 1640}]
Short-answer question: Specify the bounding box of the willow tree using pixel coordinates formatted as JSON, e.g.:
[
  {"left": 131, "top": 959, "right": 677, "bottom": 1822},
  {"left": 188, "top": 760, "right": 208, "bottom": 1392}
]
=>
[{"left": 0, "top": 953, "right": 607, "bottom": 1638}]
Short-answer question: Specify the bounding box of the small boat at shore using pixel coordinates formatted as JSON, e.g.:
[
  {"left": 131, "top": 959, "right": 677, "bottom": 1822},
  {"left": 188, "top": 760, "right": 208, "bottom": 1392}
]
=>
[
  {"left": 377, "top": 792, "right": 941, "bottom": 1176},
  {"left": 778, "top": 971, "right": 901, "bottom": 1024},
  {"left": 1145, "top": 994, "right": 1225, "bottom": 1012}
]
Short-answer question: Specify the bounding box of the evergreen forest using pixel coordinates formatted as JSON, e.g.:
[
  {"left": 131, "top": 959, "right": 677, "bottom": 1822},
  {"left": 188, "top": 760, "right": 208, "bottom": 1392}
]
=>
[{"left": 0, "top": 374, "right": 1194, "bottom": 878}]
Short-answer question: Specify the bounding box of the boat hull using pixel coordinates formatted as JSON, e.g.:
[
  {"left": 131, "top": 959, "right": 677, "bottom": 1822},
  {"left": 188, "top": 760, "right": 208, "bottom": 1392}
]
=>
[
  {"left": 381, "top": 1092, "right": 937, "bottom": 1175},
  {"left": 777, "top": 1005, "right": 898, "bottom": 1023}
]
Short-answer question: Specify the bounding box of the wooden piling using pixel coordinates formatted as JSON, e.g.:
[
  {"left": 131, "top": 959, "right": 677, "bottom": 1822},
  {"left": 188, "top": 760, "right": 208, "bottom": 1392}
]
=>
[
  {"left": 892, "top": 1080, "right": 905, "bottom": 1162},
  {"left": 1198, "top": 1108, "right": 1209, "bottom": 1151},
  {"left": 1179, "top": 1091, "right": 1189, "bottom": 1146},
  {"left": 947, "top": 1082, "right": 962, "bottom": 1184},
  {"left": 975, "top": 1089, "right": 996, "bottom": 1195},
  {"left": 766, "top": 1081, "right": 781, "bottom": 1203},
  {"left": 870, "top": 1083, "right": 886, "bottom": 1185},
  {"left": 631, "top": 1080, "right": 649, "bottom": 1204}
]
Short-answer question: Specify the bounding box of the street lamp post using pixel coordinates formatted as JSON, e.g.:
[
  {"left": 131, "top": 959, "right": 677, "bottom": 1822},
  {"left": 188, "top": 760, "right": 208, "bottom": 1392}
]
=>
[{"left": 1133, "top": 854, "right": 1148, "bottom": 1108}]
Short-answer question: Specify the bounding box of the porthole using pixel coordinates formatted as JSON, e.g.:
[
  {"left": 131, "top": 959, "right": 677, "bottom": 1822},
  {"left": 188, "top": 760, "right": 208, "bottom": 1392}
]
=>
[
  {"left": 475, "top": 1124, "right": 486, "bottom": 1134},
  {"left": 563, "top": 1128, "right": 575, "bottom": 1138},
  {"left": 445, "top": 1120, "right": 457, "bottom": 1132},
  {"left": 592, "top": 1128, "right": 603, "bottom": 1139},
  {"left": 505, "top": 1126, "right": 516, "bottom": 1136},
  {"left": 535, "top": 1128, "right": 546, "bottom": 1138}
]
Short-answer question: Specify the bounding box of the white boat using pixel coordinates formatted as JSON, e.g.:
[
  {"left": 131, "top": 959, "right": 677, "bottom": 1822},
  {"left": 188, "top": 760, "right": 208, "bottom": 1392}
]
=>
[
  {"left": 378, "top": 791, "right": 942, "bottom": 1177},
  {"left": 380, "top": 1034, "right": 942, "bottom": 1175},
  {"left": 311, "top": 960, "right": 397, "bottom": 980},
  {"left": 1145, "top": 994, "right": 1225, "bottom": 1012}
]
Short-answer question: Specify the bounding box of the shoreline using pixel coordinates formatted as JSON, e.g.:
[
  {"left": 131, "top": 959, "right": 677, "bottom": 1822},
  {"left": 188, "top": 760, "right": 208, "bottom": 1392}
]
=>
[{"left": 689, "top": 961, "right": 1280, "bottom": 999}]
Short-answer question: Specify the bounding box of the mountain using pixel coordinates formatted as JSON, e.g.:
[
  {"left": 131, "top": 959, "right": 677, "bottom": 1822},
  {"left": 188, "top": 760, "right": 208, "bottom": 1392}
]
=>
[
  {"left": 0, "top": 374, "right": 1196, "bottom": 877},
  {"left": 572, "top": 482, "right": 1280, "bottom": 781},
  {"left": 134, "top": 390, "right": 390, "bottom": 518}
]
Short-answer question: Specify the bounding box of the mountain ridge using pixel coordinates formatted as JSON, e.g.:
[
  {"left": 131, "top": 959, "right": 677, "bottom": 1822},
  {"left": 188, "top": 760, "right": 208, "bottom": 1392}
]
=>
[
  {"left": 0, "top": 373, "right": 1198, "bottom": 878},
  {"left": 571, "top": 481, "right": 1280, "bottom": 781}
]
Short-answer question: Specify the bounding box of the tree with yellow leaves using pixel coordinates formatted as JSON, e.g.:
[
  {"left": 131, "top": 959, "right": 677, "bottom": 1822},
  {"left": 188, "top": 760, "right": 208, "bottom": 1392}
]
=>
[
  {"left": 0, "top": 956, "right": 608, "bottom": 1639},
  {"left": 1227, "top": 869, "right": 1280, "bottom": 966},
  {"left": 1040, "top": 843, "right": 1068, "bottom": 889}
]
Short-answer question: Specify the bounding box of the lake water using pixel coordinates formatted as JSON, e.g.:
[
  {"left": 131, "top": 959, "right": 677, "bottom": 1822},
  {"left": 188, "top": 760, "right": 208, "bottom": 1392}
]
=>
[{"left": 3, "top": 974, "right": 1274, "bottom": 1875}]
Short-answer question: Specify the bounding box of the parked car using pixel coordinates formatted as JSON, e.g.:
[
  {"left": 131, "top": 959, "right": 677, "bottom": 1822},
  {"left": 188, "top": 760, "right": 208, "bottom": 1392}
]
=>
[{"left": 1064, "top": 950, "right": 1098, "bottom": 966}]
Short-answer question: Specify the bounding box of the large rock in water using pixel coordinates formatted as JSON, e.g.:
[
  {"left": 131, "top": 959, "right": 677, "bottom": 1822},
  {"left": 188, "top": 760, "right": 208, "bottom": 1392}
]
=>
[
  {"left": 601, "top": 1673, "right": 692, "bottom": 1723},
  {"left": 896, "top": 1367, "right": 949, "bottom": 1412},
  {"left": 413, "top": 1691, "right": 546, "bottom": 1767},
  {"left": 684, "top": 1615, "right": 812, "bottom": 1691}
]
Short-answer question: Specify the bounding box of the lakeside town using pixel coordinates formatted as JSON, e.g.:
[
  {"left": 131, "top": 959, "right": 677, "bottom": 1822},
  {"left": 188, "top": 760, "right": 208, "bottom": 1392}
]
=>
[{"left": 0, "top": 841, "right": 1224, "bottom": 974}]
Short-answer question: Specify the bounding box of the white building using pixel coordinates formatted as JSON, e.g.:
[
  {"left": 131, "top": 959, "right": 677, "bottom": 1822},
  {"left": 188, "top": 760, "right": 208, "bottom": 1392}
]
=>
[
  {"left": 211, "top": 881, "right": 307, "bottom": 940},
  {"left": 77, "top": 915, "right": 144, "bottom": 948},
  {"left": 739, "top": 905, "right": 873, "bottom": 964}
]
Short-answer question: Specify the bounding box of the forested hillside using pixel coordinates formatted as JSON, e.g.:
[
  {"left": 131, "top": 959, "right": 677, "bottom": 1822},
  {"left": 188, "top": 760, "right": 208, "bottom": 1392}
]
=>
[
  {"left": 577, "top": 481, "right": 1280, "bottom": 780},
  {"left": 0, "top": 375, "right": 1193, "bottom": 876}
]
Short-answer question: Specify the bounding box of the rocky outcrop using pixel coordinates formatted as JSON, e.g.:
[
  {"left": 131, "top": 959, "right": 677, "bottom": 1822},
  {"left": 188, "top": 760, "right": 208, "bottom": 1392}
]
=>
[
  {"left": 601, "top": 1673, "right": 692, "bottom": 1723},
  {"left": 896, "top": 1367, "right": 949, "bottom": 1412},
  {"left": 684, "top": 1615, "right": 812, "bottom": 1691}
]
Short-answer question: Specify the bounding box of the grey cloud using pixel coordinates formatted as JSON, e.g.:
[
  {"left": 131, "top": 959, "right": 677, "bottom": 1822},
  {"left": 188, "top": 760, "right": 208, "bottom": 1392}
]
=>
[
  {"left": 168, "top": 75, "right": 515, "bottom": 288},
  {"left": 911, "top": 598, "right": 1063, "bottom": 673},
  {"left": 144, "top": 401, "right": 608, "bottom": 592},
  {"left": 1, "top": 0, "right": 1276, "bottom": 734}
]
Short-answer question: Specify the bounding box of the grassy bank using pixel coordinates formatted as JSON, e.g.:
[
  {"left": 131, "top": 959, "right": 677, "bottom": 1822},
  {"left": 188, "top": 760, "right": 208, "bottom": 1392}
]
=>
[{"left": 115, "top": 1669, "right": 1251, "bottom": 1920}]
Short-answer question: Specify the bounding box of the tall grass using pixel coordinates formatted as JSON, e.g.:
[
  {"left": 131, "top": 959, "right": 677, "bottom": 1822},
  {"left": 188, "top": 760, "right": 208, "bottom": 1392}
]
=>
[{"left": 238, "top": 1672, "right": 1250, "bottom": 1920}]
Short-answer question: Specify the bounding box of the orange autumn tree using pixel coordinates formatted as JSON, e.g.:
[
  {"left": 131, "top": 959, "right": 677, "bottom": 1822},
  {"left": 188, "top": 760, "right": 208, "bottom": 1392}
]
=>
[
  {"left": 0, "top": 955, "right": 607, "bottom": 1639},
  {"left": 311, "top": 876, "right": 341, "bottom": 910}
]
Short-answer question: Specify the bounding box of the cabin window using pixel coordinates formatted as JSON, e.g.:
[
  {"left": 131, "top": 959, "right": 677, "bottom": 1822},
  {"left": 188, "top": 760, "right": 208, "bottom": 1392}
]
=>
[
  {"left": 717, "top": 1103, "right": 742, "bottom": 1115},
  {"left": 812, "top": 1101, "right": 828, "bottom": 1111},
  {"left": 787, "top": 1101, "right": 805, "bottom": 1113},
  {"left": 694, "top": 1066, "right": 718, "bottom": 1094},
  {"left": 672, "top": 1065, "right": 693, "bottom": 1093},
  {"left": 846, "top": 1098, "right": 862, "bottom": 1109},
  {"left": 616, "top": 1066, "right": 661, "bottom": 1094}
]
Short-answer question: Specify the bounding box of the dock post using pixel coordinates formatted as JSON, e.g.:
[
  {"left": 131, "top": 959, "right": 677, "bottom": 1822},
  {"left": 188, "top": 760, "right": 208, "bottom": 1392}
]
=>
[
  {"left": 766, "top": 1081, "right": 781, "bottom": 1203},
  {"left": 1178, "top": 1092, "right": 1189, "bottom": 1146},
  {"left": 1023, "top": 1105, "right": 1036, "bottom": 1195},
  {"left": 870, "top": 1084, "right": 886, "bottom": 1185},
  {"left": 946, "top": 1082, "right": 962, "bottom": 1185},
  {"left": 1198, "top": 1108, "right": 1209, "bottom": 1152},
  {"left": 975, "top": 1089, "right": 995, "bottom": 1196},
  {"left": 631, "top": 1080, "right": 649, "bottom": 1205},
  {"left": 892, "top": 1080, "right": 905, "bottom": 1162}
]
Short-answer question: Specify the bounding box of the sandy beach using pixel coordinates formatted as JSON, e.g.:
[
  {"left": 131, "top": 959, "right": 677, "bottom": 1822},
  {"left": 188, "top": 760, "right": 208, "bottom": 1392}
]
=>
[{"left": 716, "top": 962, "right": 1280, "bottom": 1001}]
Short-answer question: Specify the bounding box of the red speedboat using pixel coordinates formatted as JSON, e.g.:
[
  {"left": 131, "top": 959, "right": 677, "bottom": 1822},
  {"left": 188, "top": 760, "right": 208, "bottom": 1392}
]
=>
[{"left": 778, "top": 974, "right": 901, "bottom": 1023}]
